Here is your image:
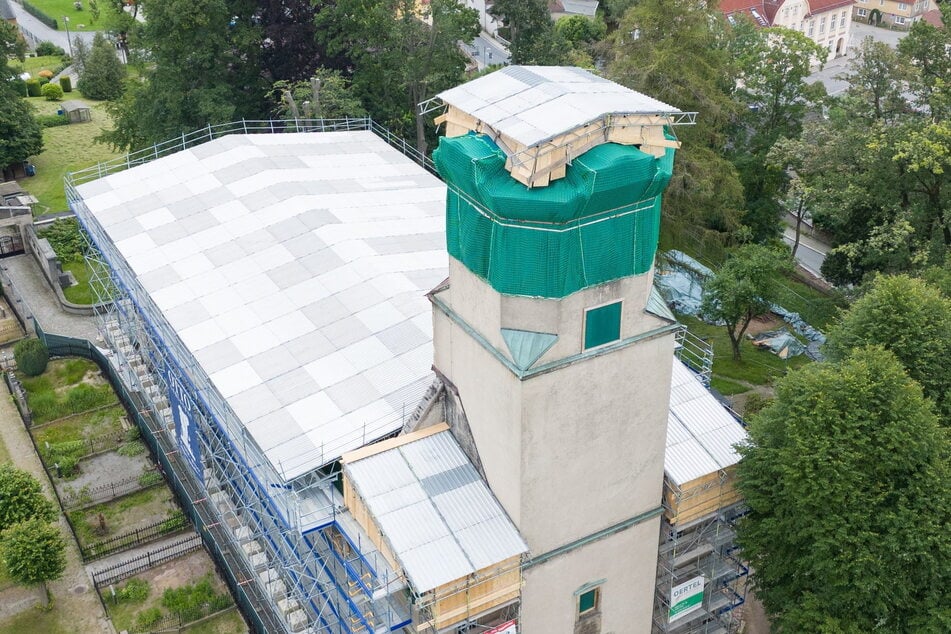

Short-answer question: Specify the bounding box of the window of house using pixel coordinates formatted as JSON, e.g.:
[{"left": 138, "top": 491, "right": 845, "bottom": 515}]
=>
[
  {"left": 830, "top": 14, "right": 837, "bottom": 29},
  {"left": 895, "top": 15, "right": 907, "bottom": 24},
  {"left": 819, "top": 16, "right": 826, "bottom": 33},
  {"left": 578, "top": 587, "right": 601, "bottom": 617},
  {"left": 858, "top": 8, "right": 868, "bottom": 16},
  {"left": 898, "top": 2, "right": 908, "bottom": 10},
  {"left": 583, "top": 301, "right": 622, "bottom": 350},
  {"left": 808, "top": 20, "right": 815, "bottom": 36}
]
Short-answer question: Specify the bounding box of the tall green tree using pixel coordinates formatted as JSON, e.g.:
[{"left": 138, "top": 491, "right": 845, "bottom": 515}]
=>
[
  {"left": 101, "top": 0, "right": 266, "bottom": 150},
  {"left": 736, "top": 348, "right": 951, "bottom": 631},
  {"left": 825, "top": 274, "right": 951, "bottom": 419},
  {"left": 700, "top": 244, "right": 792, "bottom": 360},
  {"left": 1, "top": 518, "right": 68, "bottom": 608},
  {"left": 0, "top": 22, "right": 42, "bottom": 176},
  {"left": 270, "top": 69, "right": 366, "bottom": 120},
  {"left": 77, "top": 32, "right": 126, "bottom": 101},
  {"left": 489, "top": 0, "right": 564, "bottom": 64},
  {"left": 608, "top": 0, "right": 744, "bottom": 242},
  {"left": 0, "top": 465, "right": 56, "bottom": 532},
  {"left": 316, "top": 0, "right": 478, "bottom": 153}
]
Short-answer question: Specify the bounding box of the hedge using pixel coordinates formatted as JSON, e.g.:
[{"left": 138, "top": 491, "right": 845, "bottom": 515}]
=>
[
  {"left": 59, "top": 76, "right": 72, "bottom": 92},
  {"left": 22, "top": 1, "right": 58, "bottom": 29}
]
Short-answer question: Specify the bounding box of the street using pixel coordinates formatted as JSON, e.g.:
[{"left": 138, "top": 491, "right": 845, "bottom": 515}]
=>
[
  {"left": 9, "top": 0, "right": 97, "bottom": 52},
  {"left": 470, "top": 31, "right": 510, "bottom": 70},
  {"left": 807, "top": 21, "right": 909, "bottom": 96}
]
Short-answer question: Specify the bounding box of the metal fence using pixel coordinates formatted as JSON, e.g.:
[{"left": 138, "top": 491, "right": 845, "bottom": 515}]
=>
[
  {"left": 126, "top": 604, "right": 237, "bottom": 634},
  {"left": 35, "top": 322, "right": 286, "bottom": 633},
  {"left": 91, "top": 533, "right": 203, "bottom": 587},
  {"left": 62, "top": 469, "right": 163, "bottom": 509},
  {"left": 81, "top": 510, "right": 188, "bottom": 562}
]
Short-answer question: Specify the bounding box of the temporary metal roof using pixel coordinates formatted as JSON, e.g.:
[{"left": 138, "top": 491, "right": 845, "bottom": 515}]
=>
[
  {"left": 75, "top": 131, "right": 447, "bottom": 481},
  {"left": 435, "top": 66, "right": 683, "bottom": 149},
  {"left": 344, "top": 430, "right": 528, "bottom": 593},
  {"left": 665, "top": 359, "right": 748, "bottom": 486}
]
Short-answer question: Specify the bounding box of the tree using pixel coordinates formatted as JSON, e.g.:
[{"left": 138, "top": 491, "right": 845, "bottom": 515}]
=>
[
  {"left": 1, "top": 518, "right": 68, "bottom": 608},
  {"left": 77, "top": 32, "right": 126, "bottom": 101},
  {"left": 270, "top": 69, "right": 366, "bottom": 120},
  {"left": 41, "top": 83, "right": 64, "bottom": 101},
  {"left": 316, "top": 0, "right": 479, "bottom": 152},
  {"left": 0, "top": 465, "right": 56, "bottom": 533},
  {"left": 71, "top": 36, "right": 90, "bottom": 76},
  {"left": 736, "top": 348, "right": 951, "bottom": 631},
  {"left": 700, "top": 244, "right": 791, "bottom": 360},
  {"left": 608, "top": 0, "right": 745, "bottom": 242},
  {"left": 825, "top": 274, "right": 951, "bottom": 419},
  {"left": 0, "top": 22, "right": 42, "bottom": 175},
  {"left": 14, "top": 338, "right": 49, "bottom": 377},
  {"left": 101, "top": 0, "right": 267, "bottom": 151},
  {"left": 489, "top": 0, "right": 564, "bottom": 64}
]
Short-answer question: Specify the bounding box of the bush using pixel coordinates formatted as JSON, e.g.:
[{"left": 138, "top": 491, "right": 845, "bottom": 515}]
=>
[
  {"left": 158, "top": 511, "right": 187, "bottom": 534},
  {"left": 124, "top": 426, "right": 141, "bottom": 442},
  {"left": 77, "top": 32, "right": 125, "bottom": 101},
  {"left": 64, "top": 383, "right": 115, "bottom": 411},
  {"left": 137, "top": 470, "right": 162, "bottom": 488},
  {"left": 41, "top": 82, "right": 64, "bottom": 101},
  {"left": 39, "top": 77, "right": 50, "bottom": 86},
  {"left": 38, "top": 218, "right": 84, "bottom": 261},
  {"left": 162, "top": 577, "right": 223, "bottom": 623},
  {"left": 10, "top": 78, "right": 26, "bottom": 96},
  {"left": 14, "top": 339, "right": 49, "bottom": 377},
  {"left": 59, "top": 76, "right": 72, "bottom": 92},
  {"left": 38, "top": 69, "right": 54, "bottom": 79},
  {"left": 36, "top": 113, "right": 69, "bottom": 128},
  {"left": 117, "top": 440, "right": 146, "bottom": 457},
  {"left": 26, "top": 78, "right": 41, "bottom": 97},
  {"left": 117, "top": 578, "right": 150, "bottom": 603},
  {"left": 35, "top": 41, "right": 65, "bottom": 57},
  {"left": 135, "top": 607, "right": 162, "bottom": 630}
]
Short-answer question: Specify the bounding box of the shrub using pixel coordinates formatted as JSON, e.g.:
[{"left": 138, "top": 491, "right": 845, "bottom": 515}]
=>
[
  {"left": 162, "top": 577, "right": 220, "bottom": 622},
  {"left": 124, "top": 426, "right": 140, "bottom": 442},
  {"left": 117, "top": 578, "right": 149, "bottom": 603},
  {"left": 26, "top": 78, "right": 41, "bottom": 97},
  {"left": 41, "top": 82, "right": 63, "bottom": 101},
  {"left": 10, "top": 78, "right": 26, "bottom": 96},
  {"left": 158, "top": 511, "right": 187, "bottom": 534},
  {"left": 38, "top": 69, "right": 54, "bottom": 79},
  {"left": 59, "top": 76, "right": 72, "bottom": 92},
  {"left": 35, "top": 41, "right": 65, "bottom": 57},
  {"left": 137, "top": 470, "right": 162, "bottom": 488},
  {"left": 26, "top": 390, "right": 61, "bottom": 421},
  {"left": 39, "top": 77, "right": 50, "bottom": 86},
  {"left": 36, "top": 113, "right": 69, "bottom": 128},
  {"left": 135, "top": 607, "right": 162, "bottom": 630},
  {"left": 117, "top": 440, "right": 146, "bottom": 457},
  {"left": 64, "top": 383, "right": 115, "bottom": 411},
  {"left": 77, "top": 33, "right": 125, "bottom": 101},
  {"left": 15, "top": 339, "right": 49, "bottom": 377},
  {"left": 38, "top": 218, "right": 84, "bottom": 262}
]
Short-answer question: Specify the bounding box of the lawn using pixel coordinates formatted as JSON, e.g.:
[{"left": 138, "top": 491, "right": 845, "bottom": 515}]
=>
[
  {"left": 21, "top": 96, "right": 122, "bottom": 216},
  {"left": 678, "top": 314, "right": 811, "bottom": 387},
  {"left": 21, "top": 0, "right": 106, "bottom": 32},
  {"left": 9, "top": 55, "right": 68, "bottom": 80},
  {"left": 62, "top": 258, "right": 106, "bottom": 305},
  {"left": 0, "top": 606, "right": 75, "bottom": 634},
  {"left": 68, "top": 486, "right": 178, "bottom": 547},
  {"left": 32, "top": 404, "right": 125, "bottom": 446}
]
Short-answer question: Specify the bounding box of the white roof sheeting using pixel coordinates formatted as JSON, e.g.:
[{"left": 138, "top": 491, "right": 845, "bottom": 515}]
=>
[
  {"left": 665, "top": 359, "right": 749, "bottom": 486},
  {"left": 437, "top": 66, "right": 682, "bottom": 148},
  {"left": 344, "top": 431, "right": 528, "bottom": 593},
  {"left": 76, "top": 131, "right": 447, "bottom": 481}
]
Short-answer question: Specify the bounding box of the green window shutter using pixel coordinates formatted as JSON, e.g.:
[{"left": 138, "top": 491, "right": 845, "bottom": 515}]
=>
[
  {"left": 584, "top": 302, "right": 622, "bottom": 350},
  {"left": 578, "top": 588, "right": 599, "bottom": 614}
]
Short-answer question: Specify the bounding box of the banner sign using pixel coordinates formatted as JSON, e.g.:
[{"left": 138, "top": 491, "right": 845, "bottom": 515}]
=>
[
  {"left": 484, "top": 621, "right": 517, "bottom": 634},
  {"left": 166, "top": 368, "right": 203, "bottom": 479},
  {"left": 669, "top": 576, "right": 705, "bottom": 623}
]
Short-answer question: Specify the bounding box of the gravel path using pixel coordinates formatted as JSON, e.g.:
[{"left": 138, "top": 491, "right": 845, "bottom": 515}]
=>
[{"left": 0, "top": 383, "right": 114, "bottom": 632}]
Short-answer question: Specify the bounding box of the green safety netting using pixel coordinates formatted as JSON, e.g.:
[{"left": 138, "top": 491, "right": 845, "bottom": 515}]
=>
[{"left": 433, "top": 132, "right": 676, "bottom": 298}]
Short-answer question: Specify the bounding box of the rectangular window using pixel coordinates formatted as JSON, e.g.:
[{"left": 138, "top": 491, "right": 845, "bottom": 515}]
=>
[
  {"left": 578, "top": 587, "right": 600, "bottom": 616},
  {"left": 583, "top": 301, "right": 622, "bottom": 350},
  {"left": 858, "top": 8, "right": 868, "bottom": 16},
  {"left": 895, "top": 15, "right": 906, "bottom": 24},
  {"left": 819, "top": 16, "right": 826, "bottom": 33},
  {"left": 830, "top": 15, "right": 837, "bottom": 29},
  {"left": 898, "top": 2, "right": 907, "bottom": 10},
  {"left": 808, "top": 20, "right": 814, "bottom": 36}
]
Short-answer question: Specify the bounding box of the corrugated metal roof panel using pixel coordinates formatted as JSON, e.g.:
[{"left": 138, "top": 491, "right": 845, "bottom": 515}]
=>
[
  {"left": 664, "top": 359, "right": 749, "bottom": 487},
  {"left": 346, "top": 430, "right": 527, "bottom": 593}
]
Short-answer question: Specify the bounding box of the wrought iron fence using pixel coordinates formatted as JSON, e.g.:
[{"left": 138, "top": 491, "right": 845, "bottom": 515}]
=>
[
  {"left": 91, "top": 533, "right": 203, "bottom": 587},
  {"left": 62, "top": 469, "right": 163, "bottom": 509},
  {"left": 80, "top": 510, "right": 188, "bottom": 562},
  {"left": 126, "top": 604, "right": 237, "bottom": 634}
]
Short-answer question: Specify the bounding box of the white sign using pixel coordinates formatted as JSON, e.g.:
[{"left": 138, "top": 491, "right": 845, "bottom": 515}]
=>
[
  {"left": 484, "top": 620, "right": 517, "bottom": 634},
  {"left": 669, "top": 576, "right": 705, "bottom": 623}
]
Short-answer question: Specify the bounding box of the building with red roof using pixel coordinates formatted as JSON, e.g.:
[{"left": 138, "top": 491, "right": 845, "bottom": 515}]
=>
[{"left": 720, "top": 0, "right": 856, "bottom": 60}]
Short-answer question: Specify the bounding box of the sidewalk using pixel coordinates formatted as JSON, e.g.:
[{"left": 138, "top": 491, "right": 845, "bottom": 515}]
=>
[
  {"left": 0, "top": 384, "right": 113, "bottom": 632},
  {"left": 0, "top": 254, "right": 99, "bottom": 341},
  {"left": 9, "top": 0, "right": 97, "bottom": 51}
]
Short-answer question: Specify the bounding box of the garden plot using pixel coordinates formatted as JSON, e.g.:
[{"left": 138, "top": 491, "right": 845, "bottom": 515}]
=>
[
  {"left": 102, "top": 549, "right": 247, "bottom": 634},
  {"left": 68, "top": 486, "right": 181, "bottom": 552}
]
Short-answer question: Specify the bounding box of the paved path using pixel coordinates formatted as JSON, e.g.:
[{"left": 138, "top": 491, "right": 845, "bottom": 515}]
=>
[
  {"left": 470, "top": 31, "right": 511, "bottom": 70},
  {"left": 9, "top": 0, "right": 96, "bottom": 51},
  {"left": 808, "top": 21, "right": 910, "bottom": 96},
  {"left": 0, "top": 385, "right": 114, "bottom": 633},
  {"left": 1, "top": 253, "right": 100, "bottom": 341},
  {"left": 84, "top": 529, "right": 200, "bottom": 579},
  {"left": 783, "top": 227, "right": 829, "bottom": 278}
]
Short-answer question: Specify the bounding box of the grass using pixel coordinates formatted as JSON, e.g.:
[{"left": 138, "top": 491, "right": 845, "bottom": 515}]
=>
[
  {"left": 21, "top": 0, "right": 104, "bottom": 32},
  {"left": 678, "top": 314, "right": 811, "bottom": 387},
  {"left": 32, "top": 404, "right": 125, "bottom": 447},
  {"left": 185, "top": 608, "right": 247, "bottom": 634},
  {"left": 61, "top": 259, "right": 105, "bottom": 305},
  {"left": 773, "top": 276, "right": 846, "bottom": 331},
  {"left": 0, "top": 606, "right": 74, "bottom": 634},
  {"left": 20, "top": 96, "right": 122, "bottom": 216},
  {"left": 9, "top": 55, "right": 68, "bottom": 79},
  {"left": 710, "top": 376, "right": 751, "bottom": 396},
  {"left": 68, "top": 486, "right": 176, "bottom": 547},
  {"left": 20, "top": 357, "right": 97, "bottom": 391}
]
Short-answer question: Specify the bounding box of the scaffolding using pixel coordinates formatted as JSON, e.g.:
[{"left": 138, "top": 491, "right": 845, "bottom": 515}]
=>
[{"left": 65, "top": 119, "right": 444, "bottom": 634}]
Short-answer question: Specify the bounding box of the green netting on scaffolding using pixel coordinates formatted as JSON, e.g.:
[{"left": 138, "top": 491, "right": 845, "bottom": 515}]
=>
[{"left": 432, "top": 132, "right": 676, "bottom": 298}]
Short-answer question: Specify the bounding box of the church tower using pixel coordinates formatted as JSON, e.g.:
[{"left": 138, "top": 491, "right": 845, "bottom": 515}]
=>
[{"left": 428, "top": 67, "right": 694, "bottom": 633}]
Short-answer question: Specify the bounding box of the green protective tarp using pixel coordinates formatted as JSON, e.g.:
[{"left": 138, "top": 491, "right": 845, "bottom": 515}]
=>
[{"left": 433, "top": 132, "right": 676, "bottom": 298}]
